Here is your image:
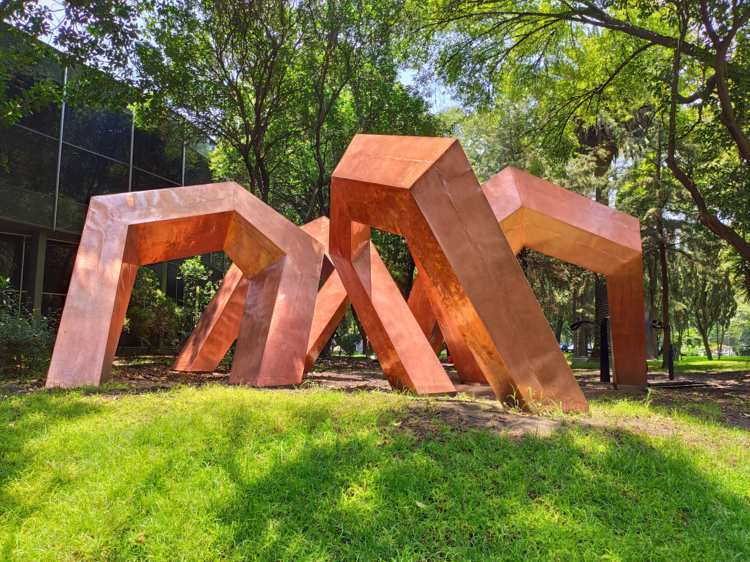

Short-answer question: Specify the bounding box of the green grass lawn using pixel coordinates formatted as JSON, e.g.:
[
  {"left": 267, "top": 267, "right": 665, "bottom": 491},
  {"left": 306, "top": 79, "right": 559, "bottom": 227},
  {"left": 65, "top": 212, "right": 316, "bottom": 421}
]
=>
[{"left": 1, "top": 386, "right": 749, "bottom": 561}]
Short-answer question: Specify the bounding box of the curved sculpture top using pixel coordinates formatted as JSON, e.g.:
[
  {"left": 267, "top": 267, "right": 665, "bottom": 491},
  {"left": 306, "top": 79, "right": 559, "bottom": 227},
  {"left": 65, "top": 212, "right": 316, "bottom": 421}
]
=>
[
  {"left": 46, "top": 182, "right": 324, "bottom": 388},
  {"left": 409, "top": 166, "right": 647, "bottom": 390}
]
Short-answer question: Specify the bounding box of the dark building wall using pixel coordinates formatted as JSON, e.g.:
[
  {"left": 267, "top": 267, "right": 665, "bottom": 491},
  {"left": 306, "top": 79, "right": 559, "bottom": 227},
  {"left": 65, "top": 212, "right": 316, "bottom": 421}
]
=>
[{"left": 0, "top": 72, "right": 219, "bottom": 318}]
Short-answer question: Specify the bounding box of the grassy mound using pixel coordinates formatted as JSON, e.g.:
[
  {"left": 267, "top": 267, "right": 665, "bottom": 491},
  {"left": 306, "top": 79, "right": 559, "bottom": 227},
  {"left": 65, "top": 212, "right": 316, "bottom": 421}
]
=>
[{"left": 1, "top": 386, "right": 749, "bottom": 561}]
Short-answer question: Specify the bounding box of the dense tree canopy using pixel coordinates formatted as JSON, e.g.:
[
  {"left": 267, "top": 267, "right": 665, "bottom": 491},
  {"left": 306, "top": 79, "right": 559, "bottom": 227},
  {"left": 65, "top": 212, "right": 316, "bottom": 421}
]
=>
[{"left": 3, "top": 0, "right": 750, "bottom": 360}]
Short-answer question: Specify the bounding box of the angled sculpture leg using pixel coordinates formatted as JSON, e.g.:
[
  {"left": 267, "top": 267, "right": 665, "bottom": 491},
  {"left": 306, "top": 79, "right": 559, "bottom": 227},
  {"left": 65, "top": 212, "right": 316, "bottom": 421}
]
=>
[
  {"left": 606, "top": 260, "right": 648, "bottom": 388},
  {"left": 172, "top": 264, "right": 248, "bottom": 372},
  {"left": 230, "top": 254, "right": 320, "bottom": 386},
  {"left": 47, "top": 211, "right": 136, "bottom": 388},
  {"left": 304, "top": 270, "right": 350, "bottom": 373},
  {"left": 407, "top": 272, "right": 443, "bottom": 355},
  {"left": 409, "top": 271, "right": 488, "bottom": 384},
  {"left": 332, "top": 239, "right": 456, "bottom": 395}
]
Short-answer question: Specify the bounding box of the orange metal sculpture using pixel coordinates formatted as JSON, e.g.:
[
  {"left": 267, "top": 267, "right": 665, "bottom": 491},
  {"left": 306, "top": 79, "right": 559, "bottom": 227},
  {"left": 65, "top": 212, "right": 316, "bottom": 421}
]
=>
[
  {"left": 45, "top": 183, "right": 324, "bottom": 388},
  {"left": 330, "top": 134, "right": 588, "bottom": 410},
  {"left": 409, "top": 167, "right": 648, "bottom": 390},
  {"left": 172, "top": 216, "right": 351, "bottom": 375}
]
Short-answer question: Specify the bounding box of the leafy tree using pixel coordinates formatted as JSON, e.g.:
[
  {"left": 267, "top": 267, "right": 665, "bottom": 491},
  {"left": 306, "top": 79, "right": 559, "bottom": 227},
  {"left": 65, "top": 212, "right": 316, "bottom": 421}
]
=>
[
  {"left": 683, "top": 257, "right": 737, "bottom": 359},
  {"left": 1, "top": 0, "right": 140, "bottom": 127},
  {"left": 420, "top": 0, "right": 750, "bottom": 264}
]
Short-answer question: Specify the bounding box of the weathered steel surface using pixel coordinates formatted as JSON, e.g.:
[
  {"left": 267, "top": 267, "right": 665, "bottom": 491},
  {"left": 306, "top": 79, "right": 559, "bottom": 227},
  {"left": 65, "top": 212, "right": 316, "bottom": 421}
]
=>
[
  {"left": 46, "top": 183, "right": 324, "bottom": 388},
  {"left": 330, "top": 135, "right": 587, "bottom": 410},
  {"left": 171, "top": 216, "right": 351, "bottom": 376}
]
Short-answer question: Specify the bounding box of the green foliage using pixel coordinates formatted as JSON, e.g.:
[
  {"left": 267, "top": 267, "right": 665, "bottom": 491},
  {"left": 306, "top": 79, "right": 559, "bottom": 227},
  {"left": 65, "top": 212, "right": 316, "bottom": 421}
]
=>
[
  {"left": 135, "top": 0, "right": 443, "bottom": 223},
  {"left": 1, "top": 2, "right": 141, "bottom": 127},
  {"left": 0, "top": 277, "right": 56, "bottom": 372},
  {"left": 178, "top": 258, "right": 217, "bottom": 334},
  {"left": 124, "top": 267, "right": 181, "bottom": 348}
]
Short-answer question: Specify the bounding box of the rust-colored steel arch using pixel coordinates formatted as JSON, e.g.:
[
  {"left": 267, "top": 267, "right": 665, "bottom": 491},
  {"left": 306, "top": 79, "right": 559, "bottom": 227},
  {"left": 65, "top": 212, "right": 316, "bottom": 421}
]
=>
[
  {"left": 409, "top": 167, "right": 648, "bottom": 389},
  {"left": 45, "top": 183, "right": 324, "bottom": 388},
  {"left": 171, "top": 216, "right": 351, "bottom": 375},
  {"left": 330, "top": 134, "right": 588, "bottom": 411}
]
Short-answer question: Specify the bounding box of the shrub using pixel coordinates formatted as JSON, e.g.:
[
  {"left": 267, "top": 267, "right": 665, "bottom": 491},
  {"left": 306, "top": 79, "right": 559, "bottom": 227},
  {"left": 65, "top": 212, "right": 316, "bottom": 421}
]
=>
[
  {"left": 124, "top": 267, "right": 182, "bottom": 348},
  {"left": 339, "top": 332, "right": 360, "bottom": 356},
  {"left": 0, "top": 277, "right": 57, "bottom": 372}
]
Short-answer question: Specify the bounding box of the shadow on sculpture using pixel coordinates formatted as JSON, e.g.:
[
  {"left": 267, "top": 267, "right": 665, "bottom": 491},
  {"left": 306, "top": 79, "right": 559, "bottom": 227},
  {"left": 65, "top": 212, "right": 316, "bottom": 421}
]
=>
[
  {"left": 330, "top": 134, "right": 588, "bottom": 411},
  {"left": 172, "top": 216, "right": 351, "bottom": 375},
  {"left": 45, "top": 183, "right": 324, "bottom": 389},
  {"left": 408, "top": 167, "right": 648, "bottom": 390}
]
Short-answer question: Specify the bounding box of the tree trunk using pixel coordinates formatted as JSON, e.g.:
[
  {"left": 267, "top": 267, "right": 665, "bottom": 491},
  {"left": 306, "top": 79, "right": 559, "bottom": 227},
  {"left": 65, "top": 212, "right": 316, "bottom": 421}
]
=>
[
  {"left": 699, "top": 326, "right": 713, "bottom": 360},
  {"left": 658, "top": 217, "right": 671, "bottom": 368},
  {"left": 554, "top": 317, "right": 563, "bottom": 343},
  {"left": 572, "top": 285, "right": 581, "bottom": 356},
  {"left": 647, "top": 256, "right": 659, "bottom": 358}
]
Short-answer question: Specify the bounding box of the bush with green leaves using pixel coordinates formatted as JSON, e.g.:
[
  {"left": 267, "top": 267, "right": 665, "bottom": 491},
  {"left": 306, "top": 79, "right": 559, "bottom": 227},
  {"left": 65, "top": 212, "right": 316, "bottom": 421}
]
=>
[
  {"left": 124, "top": 267, "right": 181, "bottom": 348},
  {"left": 0, "top": 277, "right": 57, "bottom": 372},
  {"left": 338, "top": 332, "right": 360, "bottom": 356}
]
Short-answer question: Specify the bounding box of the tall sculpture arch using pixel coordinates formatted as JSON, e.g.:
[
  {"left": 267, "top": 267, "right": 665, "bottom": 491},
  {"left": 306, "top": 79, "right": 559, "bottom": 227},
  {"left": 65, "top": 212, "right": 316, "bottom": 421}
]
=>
[
  {"left": 45, "top": 183, "right": 324, "bottom": 388},
  {"left": 330, "top": 135, "right": 588, "bottom": 411},
  {"left": 408, "top": 167, "right": 647, "bottom": 389},
  {"left": 171, "top": 216, "right": 351, "bottom": 376}
]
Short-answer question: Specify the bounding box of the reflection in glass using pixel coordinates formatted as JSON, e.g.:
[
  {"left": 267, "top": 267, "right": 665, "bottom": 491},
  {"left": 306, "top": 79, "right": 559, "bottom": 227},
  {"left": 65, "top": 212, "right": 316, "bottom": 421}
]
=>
[
  {"left": 184, "top": 146, "right": 212, "bottom": 185},
  {"left": 41, "top": 293, "right": 65, "bottom": 318},
  {"left": 64, "top": 105, "right": 131, "bottom": 163},
  {"left": 131, "top": 168, "right": 179, "bottom": 192},
  {"left": 59, "top": 144, "right": 129, "bottom": 204},
  {"left": 8, "top": 75, "right": 62, "bottom": 138},
  {"left": 43, "top": 242, "right": 77, "bottom": 294},
  {"left": 55, "top": 199, "right": 88, "bottom": 233},
  {"left": 0, "top": 126, "right": 58, "bottom": 195},
  {"left": 133, "top": 128, "right": 183, "bottom": 184},
  {"left": 0, "top": 234, "right": 24, "bottom": 288},
  {"left": 0, "top": 184, "right": 54, "bottom": 228}
]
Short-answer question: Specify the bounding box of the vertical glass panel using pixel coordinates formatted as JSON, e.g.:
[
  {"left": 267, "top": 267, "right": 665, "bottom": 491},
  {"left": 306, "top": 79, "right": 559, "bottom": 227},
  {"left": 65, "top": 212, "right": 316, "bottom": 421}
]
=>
[
  {"left": 64, "top": 105, "right": 131, "bottom": 163},
  {"left": 0, "top": 234, "right": 25, "bottom": 288},
  {"left": 58, "top": 144, "right": 129, "bottom": 204},
  {"left": 184, "top": 146, "right": 212, "bottom": 185},
  {"left": 41, "top": 293, "right": 65, "bottom": 318},
  {"left": 7, "top": 75, "right": 62, "bottom": 138},
  {"left": 0, "top": 126, "right": 58, "bottom": 195},
  {"left": 55, "top": 199, "right": 88, "bottom": 233},
  {"left": 0, "top": 183, "right": 54, "bottom": 228},
  {"left": 43, "top": 241, "right": 77, "bottom": 295},
  {"left": 133, "top": 127, "right": 183, "bottom": 184},
  {"left": 131, "top": 169, "right": 179, "bottom": 192}
]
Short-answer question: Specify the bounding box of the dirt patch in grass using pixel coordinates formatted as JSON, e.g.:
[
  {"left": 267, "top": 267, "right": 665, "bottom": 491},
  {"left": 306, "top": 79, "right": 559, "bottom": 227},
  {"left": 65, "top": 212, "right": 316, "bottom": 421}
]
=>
[{"left": 3, "top": 355, "right": 750, "bottom": 433}]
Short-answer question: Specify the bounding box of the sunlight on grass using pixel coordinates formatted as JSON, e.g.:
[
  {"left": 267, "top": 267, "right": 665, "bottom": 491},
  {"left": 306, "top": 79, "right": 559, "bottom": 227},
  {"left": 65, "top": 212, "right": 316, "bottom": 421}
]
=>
[{"left": 0, "top": 386, "right": 749, "bottom": 561}]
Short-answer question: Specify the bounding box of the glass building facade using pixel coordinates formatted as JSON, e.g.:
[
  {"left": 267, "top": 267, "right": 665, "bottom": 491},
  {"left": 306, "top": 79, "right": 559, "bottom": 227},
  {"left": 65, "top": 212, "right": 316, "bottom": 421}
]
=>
[{"left": 0, "top": 68, "right": 222, "bottom": 321}]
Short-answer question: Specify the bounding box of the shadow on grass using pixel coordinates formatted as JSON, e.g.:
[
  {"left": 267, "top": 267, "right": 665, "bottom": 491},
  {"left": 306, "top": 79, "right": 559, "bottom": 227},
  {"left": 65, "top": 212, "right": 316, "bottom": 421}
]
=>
[
  {"left": 209, "top": 403, "right": 750, "bottom": 560},
  {"left": 0, "top": 388, "right": 748, "bottom": 560}
]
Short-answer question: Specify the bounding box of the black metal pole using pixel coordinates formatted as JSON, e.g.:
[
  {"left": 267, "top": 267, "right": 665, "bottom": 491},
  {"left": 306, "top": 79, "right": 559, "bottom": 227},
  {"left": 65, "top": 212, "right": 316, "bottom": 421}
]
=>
[
  {"left": 600, "top": 317, "right": 610, "bottom": 383},
  {"left": 668, "top": 344, "right": 675, "bottom": 380}
]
